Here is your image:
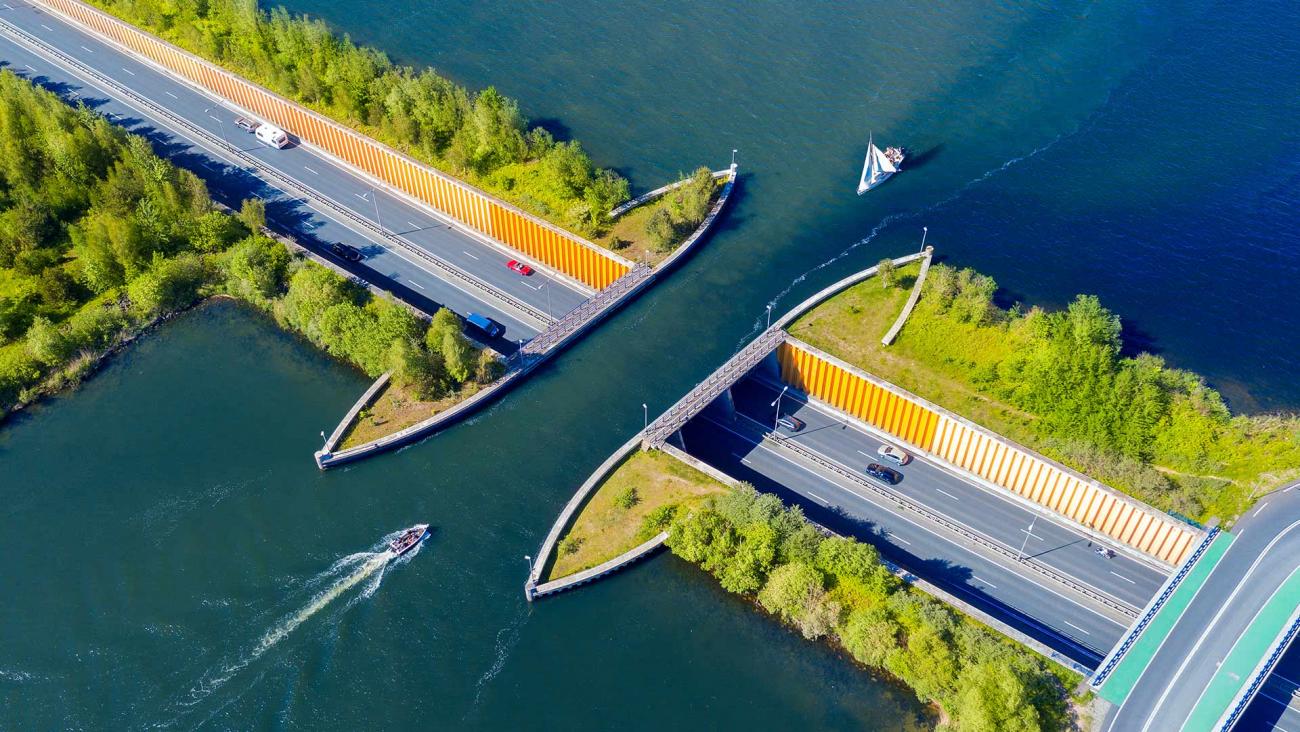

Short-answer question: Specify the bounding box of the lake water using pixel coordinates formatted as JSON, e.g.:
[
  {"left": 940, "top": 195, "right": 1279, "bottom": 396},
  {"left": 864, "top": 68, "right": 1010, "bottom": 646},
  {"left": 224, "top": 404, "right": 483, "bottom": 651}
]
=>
[{"left": 3, "top": 0, "right": 1298, "bottom": 728}]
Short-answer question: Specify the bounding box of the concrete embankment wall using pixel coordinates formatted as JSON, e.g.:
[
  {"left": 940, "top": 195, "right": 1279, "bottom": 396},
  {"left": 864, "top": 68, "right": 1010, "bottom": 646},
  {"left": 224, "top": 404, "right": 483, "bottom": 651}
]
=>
[
  {"left": 35, "top": 0, "right": 631, "bottom": 291},
  {"left": 776, "top": 338, "right": 1201, "bottom": 566}
]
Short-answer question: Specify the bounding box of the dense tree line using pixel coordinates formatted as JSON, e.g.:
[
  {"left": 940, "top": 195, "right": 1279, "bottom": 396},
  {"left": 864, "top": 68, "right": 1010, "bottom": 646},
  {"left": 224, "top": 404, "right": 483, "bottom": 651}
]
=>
[
  {"left": 84, "top": 0, "right": 630, "bottom": 237},
  {"left": 900, "top": 264, "right": 1300, "bottom": 520},
  {"left": 659, "top": 485, "right": 1069, "bottom": 731},
  {"left": 0, "top": 71, "right": 492, "bottom": 415}
]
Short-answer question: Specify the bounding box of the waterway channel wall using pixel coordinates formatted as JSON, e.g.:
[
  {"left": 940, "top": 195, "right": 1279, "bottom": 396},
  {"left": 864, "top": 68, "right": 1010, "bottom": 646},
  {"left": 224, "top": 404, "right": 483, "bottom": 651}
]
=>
[
  {"left": 33, "top": 0, "right": 631, "bottom": 291},
  {"left": 776, "top": 337, "right": 1201, "bottom": 566},
  {"left": 316, "top": 166, "right": 738, "bottom": 468}
]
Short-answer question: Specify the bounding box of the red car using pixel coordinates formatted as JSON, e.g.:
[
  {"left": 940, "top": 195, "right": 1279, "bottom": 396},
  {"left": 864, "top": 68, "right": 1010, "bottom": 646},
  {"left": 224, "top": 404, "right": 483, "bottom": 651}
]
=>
[{"left": 506, "top": 259, "right": 533, "bottom": 276}]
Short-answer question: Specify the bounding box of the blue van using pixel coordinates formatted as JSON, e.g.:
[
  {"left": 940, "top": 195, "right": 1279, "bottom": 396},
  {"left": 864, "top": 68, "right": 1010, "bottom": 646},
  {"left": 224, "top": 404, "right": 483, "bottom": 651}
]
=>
[{"left": 465, "top": 312, "right": 503, "bottom": 339}]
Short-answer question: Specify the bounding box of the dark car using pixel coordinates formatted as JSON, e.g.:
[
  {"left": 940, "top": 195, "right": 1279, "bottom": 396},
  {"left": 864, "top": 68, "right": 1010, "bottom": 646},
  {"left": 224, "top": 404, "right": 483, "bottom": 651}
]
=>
[
  {"left": 330, "top": 242, "right": 363, "bottom": 262},
  {"left": 865, "top": 463, "right": 903, "bottom": 485},
  {"left": 776, "top": 415, "right": 806, "bottom": 432},
  {"left": 466, "top": 312, "right": 503, "bottom": 339}
]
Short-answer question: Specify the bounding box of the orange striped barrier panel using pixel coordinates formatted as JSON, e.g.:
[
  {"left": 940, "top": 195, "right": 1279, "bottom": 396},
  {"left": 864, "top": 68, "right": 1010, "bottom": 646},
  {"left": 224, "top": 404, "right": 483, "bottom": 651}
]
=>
[
  {"left": 777, "top": 338, "right": 1201, "bottom": 566},
  {"left": 34, "top": 0, "right": 632, "bottom": 291}
]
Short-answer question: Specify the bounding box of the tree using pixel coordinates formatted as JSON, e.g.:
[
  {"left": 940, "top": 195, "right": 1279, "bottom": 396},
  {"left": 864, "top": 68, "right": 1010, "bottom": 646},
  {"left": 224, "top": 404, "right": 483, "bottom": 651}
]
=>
[
  {"left": 227, "top": 235, "right": 291, "bottom": 299},
  {"left": 387, "top": 338, "right": 448, "bottom": 400},
  {"left": 952, "top": 662, "right": 1041, "bottom": 732},
  {"left": 238, "top": 197, "right": 267, "bottom": 234},
  {"left": 425, "top": 308, "right": 475, "bottom": 383},
  {"left": 877, "top": 258, "right": 895, "bottom": 288},
  {"left": 645, "top": 207, "right": 675, "bottom": 252},
  {"left": 25, "top": 316, "right": 72, "bottom": 365},
  {"left": 758, "top": 562, "right": 823, "bottom": 623}
]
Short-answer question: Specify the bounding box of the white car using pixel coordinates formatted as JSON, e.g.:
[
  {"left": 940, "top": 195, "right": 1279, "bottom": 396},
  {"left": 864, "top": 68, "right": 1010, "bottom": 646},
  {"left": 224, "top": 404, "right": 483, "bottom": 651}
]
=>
[{"left": 877, "top": 444, "right": 911, "bottom": 466}]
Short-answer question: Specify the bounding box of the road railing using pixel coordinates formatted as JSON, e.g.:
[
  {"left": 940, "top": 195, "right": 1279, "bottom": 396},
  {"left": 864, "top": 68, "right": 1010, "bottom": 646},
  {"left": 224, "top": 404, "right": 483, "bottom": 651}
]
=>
[
  {"left": 0, "top": 16, "right": 553, "bottom": 329},
  {"left": 1089, "top": 526, "right": 1221, "bottom": 690},
  {"left": 763, "top": 428, "right": 1140, "bottom": 619}
]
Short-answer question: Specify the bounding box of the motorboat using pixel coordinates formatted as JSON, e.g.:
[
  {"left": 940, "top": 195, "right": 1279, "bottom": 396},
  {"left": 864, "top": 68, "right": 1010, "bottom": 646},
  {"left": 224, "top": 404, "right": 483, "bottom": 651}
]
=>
[
  {"left": 389, "top": 524, "right": 430, "bottom": 556},
  {"left": 857, "top": 133, "right": 905, "bottom": 194}
]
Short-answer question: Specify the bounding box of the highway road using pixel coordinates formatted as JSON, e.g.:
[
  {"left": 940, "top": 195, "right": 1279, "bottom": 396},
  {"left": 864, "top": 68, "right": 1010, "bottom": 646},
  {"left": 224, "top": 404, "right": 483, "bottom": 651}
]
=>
[
  {"left": 680, "top": 400, "right": 1142, "bottom": 664},
  {"left": 0, "top": 1, "right": 590, "bottom": 347},
  {"left": 731, "top": 377, "right": 1169, "bottom": 610},
  {"left": 1104, "top": 482, "right": 1300, "bottom": 731}
]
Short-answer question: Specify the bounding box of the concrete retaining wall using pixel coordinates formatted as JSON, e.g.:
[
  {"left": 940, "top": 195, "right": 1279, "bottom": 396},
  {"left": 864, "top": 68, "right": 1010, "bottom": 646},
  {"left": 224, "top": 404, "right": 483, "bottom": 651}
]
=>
[
  {"left": 526, "top": 435, "right": 643, "bottom": 598},
  {"left": 35, "top": 0, "right": 631, "bottom": 290},
  {"left": 881, "top": 247, "right": 933, "bottom": 345},
  {"left": 321, "top": 372, "right": 390, "bottom": 454},
  {"left": 776, "top": 337, "right": 1201, "bottom": 566},
  {"left": 607, "top": 168, "right": 733, "bottom": 219},
  {"left": 317, "top": 165, "right": 738, "bottom": 469}
]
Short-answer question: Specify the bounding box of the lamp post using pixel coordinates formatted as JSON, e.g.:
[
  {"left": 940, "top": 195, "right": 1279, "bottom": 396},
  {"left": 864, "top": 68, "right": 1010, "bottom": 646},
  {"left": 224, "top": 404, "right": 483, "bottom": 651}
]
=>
[
  {"left": 770, "top": 385, "right": 789, "bottom": 434},
  {"left": 366, "top": 187, "right": 385, "bottom": 236},
  {"left": 204, "top": 107, "right": 228, "bottom": 150},
  {"left": 524, "top": 555, "right": 533, "bottom": 573},
  {"left": 731, "top": 148, "right": 738, "bottom": 167},
  {"left": 642, "top": 403, "right": 648, "bottom": 432},
  {"left": 766, "top": 304, "right": 773, "bottom": 329},
  {"left": 920, "top": 226, "right": 928, "bottom": 252},
  {"left": 1016, "top": 512, "right": 1038, "bottom": 562}
]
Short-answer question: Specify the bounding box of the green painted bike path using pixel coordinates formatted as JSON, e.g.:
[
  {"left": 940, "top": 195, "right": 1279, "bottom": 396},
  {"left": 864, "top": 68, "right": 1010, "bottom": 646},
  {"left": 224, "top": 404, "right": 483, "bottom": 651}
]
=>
[
  {"left": 1099, "top": 531, "right": 1235, "bottom": 705},
  {"left": 1186, "top": 566, "right": 1300, "bottom": 730}
]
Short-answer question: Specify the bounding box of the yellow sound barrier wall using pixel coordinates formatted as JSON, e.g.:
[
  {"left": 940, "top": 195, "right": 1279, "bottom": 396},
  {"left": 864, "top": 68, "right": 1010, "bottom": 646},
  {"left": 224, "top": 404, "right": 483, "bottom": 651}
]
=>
[
  {"left": 37, "top": 0, "right": 630, "bottom": 291},
  {"left": 777, "top": 340, "right": 1199, "bottom": 566}
]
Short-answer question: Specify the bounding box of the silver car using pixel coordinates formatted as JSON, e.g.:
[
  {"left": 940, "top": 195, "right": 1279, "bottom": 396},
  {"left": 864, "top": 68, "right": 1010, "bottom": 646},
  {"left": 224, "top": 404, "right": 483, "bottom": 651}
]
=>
[{"left": 876, "top": 444, "right": 911, "bottom": 465}]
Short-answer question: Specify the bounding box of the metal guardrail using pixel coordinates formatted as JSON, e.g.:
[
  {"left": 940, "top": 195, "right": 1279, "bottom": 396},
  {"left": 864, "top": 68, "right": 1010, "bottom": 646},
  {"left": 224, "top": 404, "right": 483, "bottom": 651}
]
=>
[
  {"left": 765, "top": 430, "right": 1140, "bottom": 618},
  {"left": 642, "top": 327, "right": 785, "bottom": 447},
  {"left": 1218, "top": 598, "right": 1300, "bottom": 730},
  {"left": 0, "top": 17, "right": 552, "bottom": 328},
  {"left": 1089, "top": 526, "right": 1221, "bottom": 689},
  {"left": 522, "top": 262, "right": 652, "bottom": 356}
]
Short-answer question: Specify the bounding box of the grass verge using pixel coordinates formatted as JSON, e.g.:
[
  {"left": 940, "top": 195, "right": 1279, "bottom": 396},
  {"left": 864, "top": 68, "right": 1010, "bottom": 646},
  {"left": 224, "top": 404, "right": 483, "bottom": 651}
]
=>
[
  {"left": 547, "top": 449, "right": 728, "bottom": 581},
  {"left": 338, "top": 380, "right": 482, "bottom": 450}
]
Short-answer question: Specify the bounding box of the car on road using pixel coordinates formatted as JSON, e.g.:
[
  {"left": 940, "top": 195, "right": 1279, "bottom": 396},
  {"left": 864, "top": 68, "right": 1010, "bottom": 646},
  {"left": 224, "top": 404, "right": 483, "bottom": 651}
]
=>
[
  {"left": 330, "top": 242, "right": 363, "bottom": 262},
  {"left": 506, "top": 259, "right": 533, "bottom": 276},
  {"left": 877, "top": 444, "right": 911, "bottom": 465},
  {"left": 866, "top": 463, "right": 903, "bottom": 485},
  {"left": 234, "top": 116, "right": 259, "bottom": 133},
  {"left": 777, "top": 415, "right": 806, "bottom": 432},
  {"left": 466, "top": 312, "right": 504, "bottom": 339}
]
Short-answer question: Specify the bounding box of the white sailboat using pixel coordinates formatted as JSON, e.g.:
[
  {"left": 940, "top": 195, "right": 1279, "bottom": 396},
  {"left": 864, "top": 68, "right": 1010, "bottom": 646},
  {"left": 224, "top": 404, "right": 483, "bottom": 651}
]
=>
[{"left": 857, "top": 134, "right": 904, "bottom": 194}]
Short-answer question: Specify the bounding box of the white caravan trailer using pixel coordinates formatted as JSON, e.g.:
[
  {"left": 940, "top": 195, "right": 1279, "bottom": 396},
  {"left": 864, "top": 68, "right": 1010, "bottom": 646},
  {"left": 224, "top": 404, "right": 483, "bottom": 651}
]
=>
[{"left": 254, "top": 123, "right": 289, "bottom": 149}]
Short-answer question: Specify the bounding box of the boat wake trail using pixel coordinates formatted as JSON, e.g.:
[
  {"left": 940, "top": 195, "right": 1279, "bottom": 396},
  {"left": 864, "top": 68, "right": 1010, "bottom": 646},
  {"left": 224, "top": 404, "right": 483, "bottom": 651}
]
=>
[
  {"left": 739, "top": 136, "right": 1065, "bottom": 349},
  {"left": 172, "top": 532, "right": 420, "bottom": 722},
  {"left": 469, "top": 606, "right": 529, "bottom": 713}
]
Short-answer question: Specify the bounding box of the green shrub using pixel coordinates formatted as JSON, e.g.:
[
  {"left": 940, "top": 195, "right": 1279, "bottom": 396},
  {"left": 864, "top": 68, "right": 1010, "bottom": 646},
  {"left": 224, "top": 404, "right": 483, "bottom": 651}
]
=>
[{"left": 614, "top": 485, "right": 640, "bottom": 509}]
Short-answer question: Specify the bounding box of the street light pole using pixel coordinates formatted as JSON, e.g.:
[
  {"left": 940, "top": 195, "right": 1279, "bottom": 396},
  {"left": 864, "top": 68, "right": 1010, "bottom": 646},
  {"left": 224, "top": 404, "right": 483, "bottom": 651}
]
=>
[
  {"left": 642, "top": 403, "right": 648, "bottom": 432},
  {"left": 1016, "top": 513, "right": 1038, "bottom": 561},
  {"left": 524, "top": 555, "right": 533, "bottom": 573},
  {"left": 368, "top": 187, "right": 385, "bottom": 236},
  {"left": 920, "top": 226, "right": 928, "bottom": 252},
  {"left": 770, "top": 385, "right": 789, "bottom": 434},
  {"left": 731, "top": 148, "right": 738, "bottom": 166},
  {"left": 204, "top": 107, "right": 228, "bottom": 150},
  {"left": 766, "top": 304, "right": 773, "bottom": 329}
]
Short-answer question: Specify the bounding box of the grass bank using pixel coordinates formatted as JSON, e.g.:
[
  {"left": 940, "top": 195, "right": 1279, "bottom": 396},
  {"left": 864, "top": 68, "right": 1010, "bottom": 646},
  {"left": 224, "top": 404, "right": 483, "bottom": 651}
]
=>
[
  {"left": 790, "top": 261, "right": 1300, "bottom": 523},
  {"left": 594, "top": 174, "right": 725, "bottom": 266},
  {"left": 546, "top": 449, "right": 729, "bottom": 581},
  {"left": 337, "top": 379, "right": 483, "bottom": 450}
]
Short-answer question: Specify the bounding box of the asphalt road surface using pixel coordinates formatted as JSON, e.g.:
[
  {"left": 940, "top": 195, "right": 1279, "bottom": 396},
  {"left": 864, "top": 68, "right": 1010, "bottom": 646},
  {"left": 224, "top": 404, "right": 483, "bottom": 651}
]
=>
[
  {"left": 731, "top": 377, "right": 1169, "bottom": 610},
  {"left": 0, "top": 1, "right": 590, "bottom": 348},
  {"left": 1104, "top": 482, "right": 1300, "bottom": 731},
  {"left": 681, "top": 391, "right": 1147, "bottom": 664}
]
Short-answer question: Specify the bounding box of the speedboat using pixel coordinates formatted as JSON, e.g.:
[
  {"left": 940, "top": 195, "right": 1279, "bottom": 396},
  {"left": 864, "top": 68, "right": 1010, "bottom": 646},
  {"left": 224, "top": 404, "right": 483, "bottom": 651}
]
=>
[
  {"left": 857, "top": 133, "right": 905, "bottom": 194},
  {"left": 389, "top": 524, "right": 429, "bottom": 556}
]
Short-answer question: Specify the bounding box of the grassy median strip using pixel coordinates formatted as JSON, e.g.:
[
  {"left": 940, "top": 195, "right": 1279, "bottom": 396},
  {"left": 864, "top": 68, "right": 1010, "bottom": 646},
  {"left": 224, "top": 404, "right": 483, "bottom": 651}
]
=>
[
  {"left": 547, "top": 449, "right": 729, "bottom": 581},
  {"left": 1098, "top": 531, "right": 1235, "bottom": 705}
]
